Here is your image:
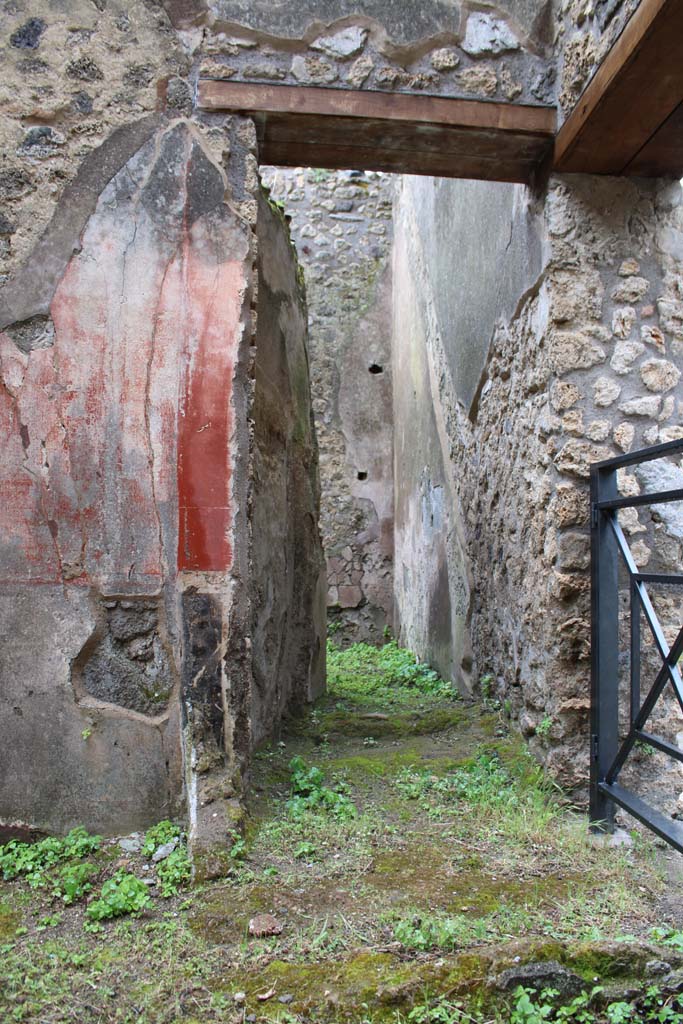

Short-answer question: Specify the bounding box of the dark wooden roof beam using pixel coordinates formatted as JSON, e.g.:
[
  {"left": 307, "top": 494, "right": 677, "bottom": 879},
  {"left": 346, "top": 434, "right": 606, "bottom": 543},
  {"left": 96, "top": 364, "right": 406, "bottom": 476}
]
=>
[{"left": 197, "top": 80, "right": 556, "bottom": 184}]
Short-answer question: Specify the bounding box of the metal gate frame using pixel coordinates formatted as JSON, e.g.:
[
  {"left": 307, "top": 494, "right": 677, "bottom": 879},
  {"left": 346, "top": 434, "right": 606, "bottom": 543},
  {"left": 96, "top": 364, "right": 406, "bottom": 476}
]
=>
[{"left": 591, "top": 436, "right": 683, "bottom": 851}]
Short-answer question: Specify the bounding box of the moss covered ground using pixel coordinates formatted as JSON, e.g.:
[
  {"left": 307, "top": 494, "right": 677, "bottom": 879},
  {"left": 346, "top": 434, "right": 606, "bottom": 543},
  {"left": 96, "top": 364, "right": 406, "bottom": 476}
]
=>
[{"left": 2, "top": 641, "right": 683, "bottom": 1022}]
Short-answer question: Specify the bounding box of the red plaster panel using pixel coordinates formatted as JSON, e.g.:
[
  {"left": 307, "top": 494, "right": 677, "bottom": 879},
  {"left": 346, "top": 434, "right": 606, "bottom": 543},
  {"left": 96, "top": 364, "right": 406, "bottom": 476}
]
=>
[{"left": 177, "top": 223, "right": 244, "bottom": 572}]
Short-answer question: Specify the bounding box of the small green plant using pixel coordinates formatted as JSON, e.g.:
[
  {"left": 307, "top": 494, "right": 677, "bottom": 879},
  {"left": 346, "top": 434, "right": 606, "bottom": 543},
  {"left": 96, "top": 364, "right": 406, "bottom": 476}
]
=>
[
  {"left": 606, "top": 1004, "right": 632, "bottom": 1024},
  {"left": 394, "top": 912, "right": 470, "bottom": 951},
  {"left": 81, "top": 727, "right": 92, "bottom": 741},
  {"left": 554, "top": 988, "right": 604, "bottom": 1023},
  {"left": 510, "top": 986, "right": 555, "bottom": 1024},
  {"left": 480, "top": 673, "right": 503, "bottom": 711},
  {"left": 294, "top": 841, "right": 317, "bottom": 860},
  {"left": 86, "top": 873, "right": 150, "bottom": 922},
  {"left": 507, "top": 984, "right": 683, "bottom": 1024},
  {"left": 396, "top": 753, "right": 512, "bottom": 806},
  {"left": 651, "top": 926, "right": 683, "bottom": 951},
  {"left": 640, "top": 984, "right": 683, "bottom": 1022},
  {"left": 287, "top": 756, "right": 357, "bottom": 821},
  {"left": 480, "top": 674, "right": 494, "bottom": 700},
  {"left": 326, "top": 640, "right": 455, "bottom": 704},
  {"left": 229, "top": 832, "right": 247, "bottom": 861},
  {"left": 53, "top": 861, "right": 97, "bottom": 904},
  {"left": 536, "top": 716, "right": 553, "bottom": 739},
  {"left": 407, "top": 996, "right": 468, "bottom": 1023},
  {"left": 156, "top": 848, "right": 192, "bottom": 898},
  {"left": 36, "top": 913, "right": 62, "bottom": 931},
  {"left": 0, "top": 827, "right": 101, "bottom": 888},
  {"left": 311, "top": 168, "right": 331, "bottom": 183},
  {"left": 142, "top": 820, "right": 181, "bottom": 858}
]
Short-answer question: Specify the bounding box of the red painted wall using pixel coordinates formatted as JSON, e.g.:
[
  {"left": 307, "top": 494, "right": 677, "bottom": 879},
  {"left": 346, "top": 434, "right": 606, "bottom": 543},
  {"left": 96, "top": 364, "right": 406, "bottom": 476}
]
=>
[{"left": 0, "top": 139, "right": 247, "bottom": 588}]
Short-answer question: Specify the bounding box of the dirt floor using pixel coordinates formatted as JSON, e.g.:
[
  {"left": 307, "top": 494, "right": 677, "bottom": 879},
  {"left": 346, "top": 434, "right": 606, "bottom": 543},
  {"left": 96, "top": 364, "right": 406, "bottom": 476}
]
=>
[{"left": 3, "top": 642, "right": 683, "bottom": 1023}]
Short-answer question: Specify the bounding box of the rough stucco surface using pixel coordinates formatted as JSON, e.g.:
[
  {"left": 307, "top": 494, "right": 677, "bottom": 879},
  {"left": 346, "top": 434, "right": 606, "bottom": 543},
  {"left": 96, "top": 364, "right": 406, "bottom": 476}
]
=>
[
  {"left": 261, "top": 167, "right": 394, "bottom": 643},
  {"left": 392, "top": 216, "right": 474, "bottom": 692},
  {"left": 250, "top": 191, "right": 326, "bottom": 749},
  {"left": 198, "top": 0, "right": 550, "bottom": 46},
  {"left": 399, "top": 176, "right": 547, "bottom": 414},
  {"left": 393, "top": 172, "right": 683, "bottom": 802}
]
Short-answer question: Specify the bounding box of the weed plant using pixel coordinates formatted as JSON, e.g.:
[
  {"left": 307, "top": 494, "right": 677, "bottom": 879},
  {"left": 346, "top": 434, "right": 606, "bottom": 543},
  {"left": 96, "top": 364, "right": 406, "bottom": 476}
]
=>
[
  {"left": 0, "top": 827, "right": 101, "bottom": 888},
  {"left": 287, "top": 755, "right": 357, "bottom": 820},
  {"left": 142, "top": 819, "right": 181, "bottom": 857},
  {"left": 86, "top": 872, "right": 151, "bottom": 922}
]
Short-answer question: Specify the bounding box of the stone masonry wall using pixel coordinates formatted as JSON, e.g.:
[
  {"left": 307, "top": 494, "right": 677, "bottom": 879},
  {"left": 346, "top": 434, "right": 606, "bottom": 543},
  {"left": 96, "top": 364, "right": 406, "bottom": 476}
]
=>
[
  {"left": 261, "top": 166, "right": 394, "bottom": 643},
  {"left": 250, "top": 190, "right": 327, "bottom": 748},
  {"left": 393, "top": 171, "right": 683, "bottom": 802},
  {"left": 167, "top": 0, "right": 556, "bottom": 108},
  {"left": 0, "top": 2, "right": 190, "bottom": 286}
]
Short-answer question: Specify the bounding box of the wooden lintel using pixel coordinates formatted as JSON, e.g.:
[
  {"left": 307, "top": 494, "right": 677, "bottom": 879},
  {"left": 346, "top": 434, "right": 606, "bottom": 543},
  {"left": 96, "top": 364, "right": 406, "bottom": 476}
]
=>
[
  {"left": 198, "top": 81, "right": 556, "bottom": 136},
  {"left": 197, "top": 80, "right": 555, "bottom": 183},
  {"left": 554, "top": 0, "right": 683, "bottom": 176}
]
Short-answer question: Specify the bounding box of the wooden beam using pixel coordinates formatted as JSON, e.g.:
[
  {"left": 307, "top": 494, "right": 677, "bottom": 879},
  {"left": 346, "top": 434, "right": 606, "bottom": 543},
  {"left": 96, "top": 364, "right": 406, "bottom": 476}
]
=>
[
  {"left": 198, "top": 81, "right": 556, "bottom": 136},
  {"left": 197, "top": 80, "right": 555, "bottom": 183},
  {"left": 258, "top": 139, "right": 536, "bottom": 182},
  {"left": 554, "top": 0, "right": 683, "bottom": 175}
]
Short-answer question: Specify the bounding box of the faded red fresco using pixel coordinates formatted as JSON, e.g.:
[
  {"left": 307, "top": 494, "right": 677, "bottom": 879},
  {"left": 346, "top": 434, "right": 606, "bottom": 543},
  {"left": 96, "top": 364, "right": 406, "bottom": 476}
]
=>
[{"left": 0, "top": 151, "right": 246, "bottom": 586}]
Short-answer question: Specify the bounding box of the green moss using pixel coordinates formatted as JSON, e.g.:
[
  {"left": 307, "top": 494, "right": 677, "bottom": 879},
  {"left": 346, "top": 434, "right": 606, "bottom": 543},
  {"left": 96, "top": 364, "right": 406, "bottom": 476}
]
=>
[
  {"left": 316, "top": 706, "right": 467, "bottom": 738},
  {"left": 563, "top": 942, "right": 656, "bottom": 981},
  {"left": 214, "top": 942, "right": 631, "bottom": 1021},
  {"left": 214, "top": 952, "right": 464, "bottom": 1021},
  {"left": 191, "top": 846, "right": 234, "bottom": 884},
  {"left": 325, "top": 748, "right": 461, "bottom": 780},
  {"left": 0, "top": 901, "right": 20, "bottom": 940}
]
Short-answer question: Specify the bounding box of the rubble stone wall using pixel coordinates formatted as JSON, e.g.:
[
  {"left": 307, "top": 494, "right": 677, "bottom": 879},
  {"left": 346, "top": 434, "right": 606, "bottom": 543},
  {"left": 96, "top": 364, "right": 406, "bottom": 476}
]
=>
[
  {"left": 261, "top": 167, "right": 394, "bottom": 643},
  {"left": 167, "top": 0, "right": 556, "bottom": 107},
  {"left": 393, "top": 171, "right": 683, "bottom": 798},
  {"left": 555, "top": 0, "right": 638, "bottom": 124}
]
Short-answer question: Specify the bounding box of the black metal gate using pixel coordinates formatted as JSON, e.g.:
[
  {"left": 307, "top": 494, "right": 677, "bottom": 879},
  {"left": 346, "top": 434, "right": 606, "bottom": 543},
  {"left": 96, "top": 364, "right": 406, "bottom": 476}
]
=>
[{"left": 591, "top": 437, "right": 683, "bottom": 851}]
